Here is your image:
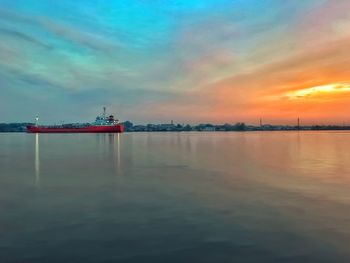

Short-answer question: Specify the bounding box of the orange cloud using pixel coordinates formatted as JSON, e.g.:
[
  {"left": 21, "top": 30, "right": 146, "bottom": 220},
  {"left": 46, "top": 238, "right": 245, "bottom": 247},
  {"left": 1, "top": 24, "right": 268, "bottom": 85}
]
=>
[{"left": 143, "top": 34, "right": 350, "bottom": 124}]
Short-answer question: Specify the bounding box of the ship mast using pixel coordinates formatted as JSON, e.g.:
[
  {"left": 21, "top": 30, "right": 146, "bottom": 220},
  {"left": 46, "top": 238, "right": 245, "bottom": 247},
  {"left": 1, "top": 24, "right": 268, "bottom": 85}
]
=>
[{"left": 103, "top": 107, "right": 106, "bottom": 119}]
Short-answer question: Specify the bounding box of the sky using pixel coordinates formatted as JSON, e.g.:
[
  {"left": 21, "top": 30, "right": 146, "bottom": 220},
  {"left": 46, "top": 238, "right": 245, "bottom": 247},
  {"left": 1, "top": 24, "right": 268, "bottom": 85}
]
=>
[{"left": 1, "top": 0, "right": 350, "bottom": 125}]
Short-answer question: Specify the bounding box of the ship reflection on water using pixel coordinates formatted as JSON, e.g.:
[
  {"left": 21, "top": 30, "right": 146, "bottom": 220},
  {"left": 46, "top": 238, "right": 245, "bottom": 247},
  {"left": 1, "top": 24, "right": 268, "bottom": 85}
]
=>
[
  {"left": 96, "top": 133, "right": 122, "bottom": 175},
  {"left": 35, "top": 133, "right": 40, "bottom": 187},
  {"left": 108, "top": 133, "right": 121, "bottom": 174},
  {"left": 1, "top": 131, "right": 350, "bottom": 262},
  {"left": 33, "top": 133, "right": 122, "bottom": 187},
  {"left": 116, "top": 133, "right": 121, "bottom": 172}
]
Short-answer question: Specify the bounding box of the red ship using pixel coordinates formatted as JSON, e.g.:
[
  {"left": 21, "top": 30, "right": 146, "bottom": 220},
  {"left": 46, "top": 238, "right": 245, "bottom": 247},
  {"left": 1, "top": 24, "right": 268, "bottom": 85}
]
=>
[{"left": 27, "top": 108, "right": 124, "bottom": 133}]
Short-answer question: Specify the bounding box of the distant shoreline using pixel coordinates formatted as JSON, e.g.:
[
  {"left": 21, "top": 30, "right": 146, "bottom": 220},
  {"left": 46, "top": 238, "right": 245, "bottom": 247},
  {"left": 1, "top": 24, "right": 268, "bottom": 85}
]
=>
[{"left": 1, "top": 122, "right": 350, "bottom": 132}]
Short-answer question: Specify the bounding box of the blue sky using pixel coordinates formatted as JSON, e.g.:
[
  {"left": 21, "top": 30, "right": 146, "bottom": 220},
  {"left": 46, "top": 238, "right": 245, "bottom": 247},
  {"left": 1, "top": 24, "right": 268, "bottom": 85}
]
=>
[{"left": 2, "top": 0, "right": 350, "bottom": 124}]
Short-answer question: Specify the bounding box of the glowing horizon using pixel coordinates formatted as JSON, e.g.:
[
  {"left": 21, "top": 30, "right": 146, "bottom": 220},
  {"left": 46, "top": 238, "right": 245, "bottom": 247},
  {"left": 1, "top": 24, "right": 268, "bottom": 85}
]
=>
[
  {"left": 285, "top": 83, "right": 350, "bottom": 100},
  {"left": 1, "top": 0, "right": 350, "bottom": 125}
]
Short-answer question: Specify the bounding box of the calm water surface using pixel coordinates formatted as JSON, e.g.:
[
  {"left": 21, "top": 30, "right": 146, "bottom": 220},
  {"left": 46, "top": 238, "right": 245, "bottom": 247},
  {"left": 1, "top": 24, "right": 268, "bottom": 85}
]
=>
[{"left": 1, "top": 132, "right": 350, "bottom": 262}]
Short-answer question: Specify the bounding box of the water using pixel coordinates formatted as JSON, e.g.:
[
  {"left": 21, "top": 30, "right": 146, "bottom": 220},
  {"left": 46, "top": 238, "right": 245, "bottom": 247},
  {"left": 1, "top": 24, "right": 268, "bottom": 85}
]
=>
[{"left": 1, "top": 131, "right": 350, "bottom": 262}]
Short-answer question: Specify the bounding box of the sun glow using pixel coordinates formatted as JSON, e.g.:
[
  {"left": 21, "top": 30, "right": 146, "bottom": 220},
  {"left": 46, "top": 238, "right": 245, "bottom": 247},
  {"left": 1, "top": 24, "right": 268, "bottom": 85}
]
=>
[{"left": 286, "top": 83, "right": 350, "bottom": 99}]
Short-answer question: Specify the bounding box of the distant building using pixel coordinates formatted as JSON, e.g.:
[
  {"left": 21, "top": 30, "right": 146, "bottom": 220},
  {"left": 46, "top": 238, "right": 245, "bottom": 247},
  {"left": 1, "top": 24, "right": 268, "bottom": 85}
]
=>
[{"left": 201, "top": 126, "right": 215, "bottom": 131}]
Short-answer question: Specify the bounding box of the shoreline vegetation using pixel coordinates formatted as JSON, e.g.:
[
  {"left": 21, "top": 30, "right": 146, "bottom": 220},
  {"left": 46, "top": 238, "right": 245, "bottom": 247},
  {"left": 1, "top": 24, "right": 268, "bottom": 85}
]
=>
[{"left": 1, "top": 122, "right": 350, "bottom": 132}]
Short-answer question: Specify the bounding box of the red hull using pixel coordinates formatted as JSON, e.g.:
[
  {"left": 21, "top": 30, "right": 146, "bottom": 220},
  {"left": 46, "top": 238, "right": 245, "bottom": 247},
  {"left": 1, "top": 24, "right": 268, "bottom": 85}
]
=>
[{"left": 27, "top": 124, "right": 124, "bottom": 133}]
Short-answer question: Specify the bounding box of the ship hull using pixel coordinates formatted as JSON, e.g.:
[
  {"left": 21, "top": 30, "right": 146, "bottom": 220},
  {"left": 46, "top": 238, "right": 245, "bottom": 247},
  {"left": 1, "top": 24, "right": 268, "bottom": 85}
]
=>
[{"left": 26, "top": 125, "right": 124, "bottom": 133}]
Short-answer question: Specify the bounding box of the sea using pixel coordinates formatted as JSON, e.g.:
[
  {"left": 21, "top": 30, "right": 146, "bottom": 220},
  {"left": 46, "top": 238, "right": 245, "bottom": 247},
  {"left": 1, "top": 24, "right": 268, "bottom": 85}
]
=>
[{"left": 1, "top": 131, "right": 350, "bottom": 262}]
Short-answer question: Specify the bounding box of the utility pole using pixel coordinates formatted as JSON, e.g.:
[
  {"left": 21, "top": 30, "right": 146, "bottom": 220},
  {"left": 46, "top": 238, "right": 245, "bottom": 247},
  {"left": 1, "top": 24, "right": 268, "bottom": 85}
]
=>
[{"left": 297, "top": 117, "right": 300, "bottom": 130}]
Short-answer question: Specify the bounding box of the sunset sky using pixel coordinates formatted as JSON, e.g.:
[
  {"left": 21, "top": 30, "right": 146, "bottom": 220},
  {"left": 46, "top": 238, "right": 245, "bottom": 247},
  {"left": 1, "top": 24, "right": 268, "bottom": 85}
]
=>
[{"left": 1, "top": 0, "right": 350, "bottom": 124}]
